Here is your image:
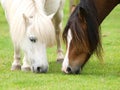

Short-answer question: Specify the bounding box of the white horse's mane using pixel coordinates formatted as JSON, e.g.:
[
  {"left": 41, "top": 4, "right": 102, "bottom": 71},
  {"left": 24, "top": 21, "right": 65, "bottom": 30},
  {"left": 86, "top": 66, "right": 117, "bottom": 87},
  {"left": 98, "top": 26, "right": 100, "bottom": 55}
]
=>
[{"left": 1, "top": 0, "right": 55, "bottom": 47}]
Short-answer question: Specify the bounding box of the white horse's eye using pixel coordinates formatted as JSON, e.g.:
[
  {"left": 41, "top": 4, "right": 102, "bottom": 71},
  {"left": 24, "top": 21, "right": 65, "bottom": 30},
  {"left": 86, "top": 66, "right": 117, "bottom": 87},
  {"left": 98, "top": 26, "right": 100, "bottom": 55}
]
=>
[{"left": 29, "top": 37, "right": 37, "bottom": 43}]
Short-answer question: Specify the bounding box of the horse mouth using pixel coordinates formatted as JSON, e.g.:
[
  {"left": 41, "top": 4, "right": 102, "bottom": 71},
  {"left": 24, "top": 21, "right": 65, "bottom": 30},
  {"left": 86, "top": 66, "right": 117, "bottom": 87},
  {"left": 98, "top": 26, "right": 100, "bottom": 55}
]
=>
[
  {"left": 62, "top": 66, "right": 81, "bottom": 74},
  {"left": 32, "top": 66, "right": 48, "bottom": 73}
]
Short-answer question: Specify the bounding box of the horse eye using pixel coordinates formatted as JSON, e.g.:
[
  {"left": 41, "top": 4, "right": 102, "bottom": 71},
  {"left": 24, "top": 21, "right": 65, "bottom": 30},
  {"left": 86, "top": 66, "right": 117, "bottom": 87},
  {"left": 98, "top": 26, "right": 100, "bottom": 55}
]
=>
[{"left": 29, "top": 37, "right": 37, "bottom": 43}]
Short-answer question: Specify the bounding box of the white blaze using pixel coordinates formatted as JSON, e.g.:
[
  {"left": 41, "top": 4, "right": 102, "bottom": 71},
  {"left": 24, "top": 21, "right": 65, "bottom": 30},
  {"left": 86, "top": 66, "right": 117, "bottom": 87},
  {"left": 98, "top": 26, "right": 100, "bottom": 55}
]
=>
[{"left": 62, "top": 29, "right": 72, "bottom": 73}]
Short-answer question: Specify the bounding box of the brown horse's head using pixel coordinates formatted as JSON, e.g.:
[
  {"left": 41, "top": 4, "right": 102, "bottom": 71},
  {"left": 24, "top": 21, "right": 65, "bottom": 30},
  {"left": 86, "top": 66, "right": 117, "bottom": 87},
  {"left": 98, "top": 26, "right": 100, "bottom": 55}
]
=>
[{"left": 62, "top": 2, "right": 102, "bottom": 74}]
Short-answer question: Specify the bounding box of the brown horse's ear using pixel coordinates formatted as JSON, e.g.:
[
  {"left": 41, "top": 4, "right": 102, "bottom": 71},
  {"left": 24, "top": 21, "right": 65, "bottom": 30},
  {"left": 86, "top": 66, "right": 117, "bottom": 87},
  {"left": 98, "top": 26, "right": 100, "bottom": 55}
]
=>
[
  {"left": 79, "top": 7, "right": 87, "bottom": 17},
  {"left": 78, "top": 7, "right": 87, "bottom": 24},
  {"left": 71, "top": 5, "right": 76, "bottom": 13}
]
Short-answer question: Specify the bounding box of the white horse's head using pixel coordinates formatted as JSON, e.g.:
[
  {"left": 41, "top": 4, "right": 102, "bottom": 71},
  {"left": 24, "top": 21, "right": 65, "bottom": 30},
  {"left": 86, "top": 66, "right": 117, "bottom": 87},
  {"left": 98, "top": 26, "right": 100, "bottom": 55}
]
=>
[{"left": 20, "top": 13, "right": 55, "bottom": 73}]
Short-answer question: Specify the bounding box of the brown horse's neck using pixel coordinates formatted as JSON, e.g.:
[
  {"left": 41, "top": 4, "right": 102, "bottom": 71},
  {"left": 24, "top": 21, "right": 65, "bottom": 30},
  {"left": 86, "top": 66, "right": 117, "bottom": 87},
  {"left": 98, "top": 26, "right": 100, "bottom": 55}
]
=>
[{"left": 93, "top": 0, "right": 120, "bottom": 25}]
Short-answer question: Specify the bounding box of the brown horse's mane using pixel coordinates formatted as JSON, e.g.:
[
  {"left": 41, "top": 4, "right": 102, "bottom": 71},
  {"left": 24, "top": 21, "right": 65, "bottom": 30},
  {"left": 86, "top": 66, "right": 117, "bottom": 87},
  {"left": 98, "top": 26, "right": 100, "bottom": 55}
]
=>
[{"left": 63, "top": 0, "right": 103, "bottom": 59}]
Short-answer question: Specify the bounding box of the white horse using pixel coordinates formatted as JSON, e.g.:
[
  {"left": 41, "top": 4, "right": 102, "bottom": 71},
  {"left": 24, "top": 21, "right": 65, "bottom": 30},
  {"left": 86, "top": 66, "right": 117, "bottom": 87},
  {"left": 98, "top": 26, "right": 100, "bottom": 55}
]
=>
[{"left": 0, "top": 0, "right": 64, "bottom": 73}]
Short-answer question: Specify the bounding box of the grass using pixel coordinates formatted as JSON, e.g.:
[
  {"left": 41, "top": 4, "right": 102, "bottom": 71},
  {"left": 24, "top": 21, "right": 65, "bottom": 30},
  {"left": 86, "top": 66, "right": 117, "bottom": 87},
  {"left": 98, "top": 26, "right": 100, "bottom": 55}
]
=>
[{"left": 0, "top": 1, "right": 120, "bottom": 90}]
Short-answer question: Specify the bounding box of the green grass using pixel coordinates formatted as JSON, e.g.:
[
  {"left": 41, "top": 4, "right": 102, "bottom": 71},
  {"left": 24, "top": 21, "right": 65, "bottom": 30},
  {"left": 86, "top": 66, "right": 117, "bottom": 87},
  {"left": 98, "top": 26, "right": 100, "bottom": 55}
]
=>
[{"left": 0, "top": 1, "right": 120, "bottom": 90}]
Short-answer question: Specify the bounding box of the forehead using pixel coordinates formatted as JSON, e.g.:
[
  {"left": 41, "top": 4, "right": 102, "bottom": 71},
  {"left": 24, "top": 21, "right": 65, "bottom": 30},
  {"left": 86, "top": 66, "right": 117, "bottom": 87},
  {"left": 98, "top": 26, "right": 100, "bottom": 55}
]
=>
[
  {"left": 26, "top": 22, "right": 39, "bottom": 36},
  {"left": 27, "top": 26, "right": 36, "bottom": 36},
  {"left": 67, "top": 29, "right": 72, "bottom": 43}
]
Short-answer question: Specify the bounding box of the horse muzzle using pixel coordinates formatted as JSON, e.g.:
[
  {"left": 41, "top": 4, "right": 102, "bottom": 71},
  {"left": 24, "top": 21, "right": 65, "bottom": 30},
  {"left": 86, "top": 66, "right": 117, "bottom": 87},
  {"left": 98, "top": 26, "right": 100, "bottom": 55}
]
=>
[
  {"left": 62, "top": 66, "right": 81, "bottom": 74},
  {"left": 32, "top": 66, "right": 48, "bottom": 73}
]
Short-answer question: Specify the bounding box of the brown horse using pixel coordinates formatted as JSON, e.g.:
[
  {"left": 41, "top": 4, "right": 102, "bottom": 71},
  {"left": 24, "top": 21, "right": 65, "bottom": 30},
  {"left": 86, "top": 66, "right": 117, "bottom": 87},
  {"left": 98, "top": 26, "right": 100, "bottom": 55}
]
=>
[{"left": 62, "top": 0, "right": 120, "bottom": 74}]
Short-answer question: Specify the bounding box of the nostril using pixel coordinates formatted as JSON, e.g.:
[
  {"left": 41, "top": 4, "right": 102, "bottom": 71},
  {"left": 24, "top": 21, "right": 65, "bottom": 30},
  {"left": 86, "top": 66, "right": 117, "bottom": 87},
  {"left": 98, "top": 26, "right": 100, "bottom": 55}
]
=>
[
  {"left": 67, "top": 67, "right": 72, "bottom": 73},
  {"left": 37, "top": 67, "right": 41, "bottom": 71},
  {"left": 32, "top": 66, "right": 48, "bottom": 73},
  {"left": 75, "top": 70, "right": 80, "bottom": 74}
]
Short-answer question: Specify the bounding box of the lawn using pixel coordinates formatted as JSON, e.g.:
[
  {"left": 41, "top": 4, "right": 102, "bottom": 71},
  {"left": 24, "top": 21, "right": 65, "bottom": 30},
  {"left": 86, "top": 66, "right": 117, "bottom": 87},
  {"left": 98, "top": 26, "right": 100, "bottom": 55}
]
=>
[{"left": 0, "top": 1, "right": 120, "bottom": 90}]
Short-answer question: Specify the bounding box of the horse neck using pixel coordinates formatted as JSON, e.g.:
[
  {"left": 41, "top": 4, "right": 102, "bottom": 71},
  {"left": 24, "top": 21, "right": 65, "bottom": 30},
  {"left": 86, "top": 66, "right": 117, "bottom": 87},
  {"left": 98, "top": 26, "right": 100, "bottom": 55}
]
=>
[{"left": 93, "top": 0, "right": 120, "bottom": 24}]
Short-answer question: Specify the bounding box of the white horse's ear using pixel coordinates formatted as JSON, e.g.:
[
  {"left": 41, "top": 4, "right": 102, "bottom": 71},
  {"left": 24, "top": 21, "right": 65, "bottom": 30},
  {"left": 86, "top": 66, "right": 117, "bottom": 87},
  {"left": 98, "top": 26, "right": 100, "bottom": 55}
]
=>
[
  {"left": 48, "top": 13, "right": 55, "bottom": 19},
  {"left": 23, "top": 14, "right": 29, "bottom": 26},
  {"left": 23, "top": 14, "right": 33, "bottom": 26}
]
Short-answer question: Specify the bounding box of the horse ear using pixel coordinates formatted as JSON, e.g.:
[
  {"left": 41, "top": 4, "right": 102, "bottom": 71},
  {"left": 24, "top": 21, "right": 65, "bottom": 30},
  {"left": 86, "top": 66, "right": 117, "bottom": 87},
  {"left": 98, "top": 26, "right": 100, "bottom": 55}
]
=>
[
  {"left": 79, "top": 7, "right": 87, "bottom": 16},
  {"left": 23, "top": 14, "right": 29, "bottom": 26},
  {"left": 23, "top": 14, "right": 33, "bottom": 26},
  {"left": 48, "top": 13, "right": 55, "bottom": 19}
]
